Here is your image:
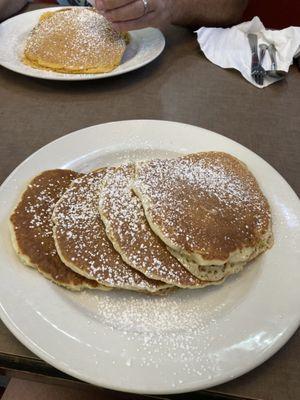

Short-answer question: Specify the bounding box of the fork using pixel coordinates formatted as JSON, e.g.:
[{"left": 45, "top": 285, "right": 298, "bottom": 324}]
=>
[{"left": 248, "top": 34, "right": 266, "bottom": 85}]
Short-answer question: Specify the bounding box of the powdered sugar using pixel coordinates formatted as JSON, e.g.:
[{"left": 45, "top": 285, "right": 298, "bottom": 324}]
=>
[
  {"left": 134, "top": 152, "right": 271, "bottom": 260},
  {"left": 24, "top": 8, "right": 125, "bottom": 71},
  {"left": 53, "top": 169, "right": 168, "bottom": 292},
  {"left": 10, "top": 170, "right": 100, "bottom": 287},
  {"left": 22, "top": 174, "right": 76, "bottom": 245},
  {"left": 66, "top": 283, "right": 245, "bottom": 379},
  {"left": 99, "top": 164, "right": 208, "bottom": 287}
]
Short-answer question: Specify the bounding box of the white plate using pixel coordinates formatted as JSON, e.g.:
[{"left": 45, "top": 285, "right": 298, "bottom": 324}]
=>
[
  {"left": 0, "top": 7, "right": 165, "bottom": 81},
  {"left": 0, "top": 120, "right": 299, "bottom": 394}
]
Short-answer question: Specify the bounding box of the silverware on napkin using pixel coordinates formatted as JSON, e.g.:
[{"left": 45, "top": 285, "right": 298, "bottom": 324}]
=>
[
  {"left": 259, "top": 42, "right": 287, "bottom": 80},
  {"left": 248, "top": 33, "right": 266, "bottom": 85}
]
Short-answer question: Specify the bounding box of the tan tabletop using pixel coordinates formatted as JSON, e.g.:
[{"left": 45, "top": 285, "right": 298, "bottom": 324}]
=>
[{"left": 0, "top": 3, "right": 299, "bottom": 400}]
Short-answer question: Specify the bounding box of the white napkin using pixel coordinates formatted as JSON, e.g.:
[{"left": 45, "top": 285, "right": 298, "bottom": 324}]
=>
[{"left": 196, "top": 17, "right": 300, "bottom": 88}]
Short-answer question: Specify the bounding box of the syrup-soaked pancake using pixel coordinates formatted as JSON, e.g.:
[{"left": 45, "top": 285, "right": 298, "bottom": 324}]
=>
[
  {"left": 133, "top": 152, "right": 273, "bottom": 279},
  {"left": 99, "top": 164, "right": 225, "bottom": 287},
  {"left": 23, "top": 8, "right": 127, "bottom": 74},
  {"left": 10, "top": 170, "right": 101, "bottom": 291},
  {"left": 52, "top": 169, "right": 169, "bottom": 293}
]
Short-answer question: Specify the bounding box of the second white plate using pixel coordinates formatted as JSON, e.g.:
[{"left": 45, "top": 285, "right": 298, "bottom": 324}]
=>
[{"left": 0, "top": 7, "right": 165, "bottom": 81}]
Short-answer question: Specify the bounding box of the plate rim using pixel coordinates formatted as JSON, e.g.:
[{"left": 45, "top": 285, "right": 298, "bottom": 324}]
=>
[
  {"left": 0, "top": 119, "right": 299, "bottom": 394},
  {"left": 0, "top": 6, "right": 166, "bottom": 81}
]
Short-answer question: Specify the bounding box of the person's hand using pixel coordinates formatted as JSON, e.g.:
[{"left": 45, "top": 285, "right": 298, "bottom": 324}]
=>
[{"left": 95, "top": 0, "right": 173, "bottom": 31}]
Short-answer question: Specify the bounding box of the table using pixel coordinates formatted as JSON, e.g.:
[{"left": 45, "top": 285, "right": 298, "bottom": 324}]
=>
[{"left": 0, "top": 3, "right": 299, "bottom": 400}]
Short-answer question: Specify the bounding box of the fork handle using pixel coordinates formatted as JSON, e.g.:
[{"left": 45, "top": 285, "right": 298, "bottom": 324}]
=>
[
  {"left": 259, "top": 44, "right": 268, "bottom": 64},
  {"left": 268, "top": 44, "right": 277, "bottom": 71},
  {"left": 248, "top": 34, "right": 259, "bottom": 64}
]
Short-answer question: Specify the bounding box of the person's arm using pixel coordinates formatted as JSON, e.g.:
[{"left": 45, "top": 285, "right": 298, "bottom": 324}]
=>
[
  {"left": 0, "top": 0, "right": 28, "bottom": 21},
  {"left": 95, "top": 0, "right": 248, "bottom": 31},
  {"left": 172, "top": 0, "right": 248, "bottom": 28}
]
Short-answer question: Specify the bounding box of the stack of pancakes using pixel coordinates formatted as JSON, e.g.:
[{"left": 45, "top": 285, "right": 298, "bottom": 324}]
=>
[
  {"left": 10, "top": 152, "right": 273, "bottom": 294},
  {"left": 23, "top": 8, "right": 128, "bottom": 74}
]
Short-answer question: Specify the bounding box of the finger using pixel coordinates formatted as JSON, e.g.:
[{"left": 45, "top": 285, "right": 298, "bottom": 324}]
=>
[
  {"left": 112, "top": 11, "right": 156, "bottom": 31},
  {"left": 96, "top": 0, "right": 135, "bottom": 11},
  {"left": 105, "top": 0, "right": 150, "bottom": 22},
  {"left": 94, "top": 0, "right": 103, "bottom": 10}
]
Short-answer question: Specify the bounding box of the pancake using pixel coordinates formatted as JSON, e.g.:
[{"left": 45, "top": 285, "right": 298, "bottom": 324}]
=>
[
  {"left": 168, "top": 232, "right": 269, "bottom": 281},
  {"left": 23, "top": 8, "right": 127, "bottom": 74},
  {"left": 9, "top": 170, "right": 101, "bottom": 291},
  {"left": 169, "top": 249, "right": 246, "bottom": 281},
  {"left": 52, "top": 169, "right": 169, "bottom": 293},
  {"left": 133, "top": 152, "right": 273, "bottom": 278},
  {"left": 99, "top": 164, "right": 222, "bottom": 288}
]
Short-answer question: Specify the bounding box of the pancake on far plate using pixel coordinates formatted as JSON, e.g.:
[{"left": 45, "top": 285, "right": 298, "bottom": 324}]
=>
[
  {"left": 133, "top": 152, "right": 273, "bottom": 280},
  {"left": 99, "top": 164, "right": 221, "bottom": 288},
  {"left": 23, "top": 8, "right": 127, "bottom": 74},
  {"left": 52, "top": 169, "right": 169, "bottom": 293},
  {"left": 9, "top": 170, "right": 101, "bottom": 290}
]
